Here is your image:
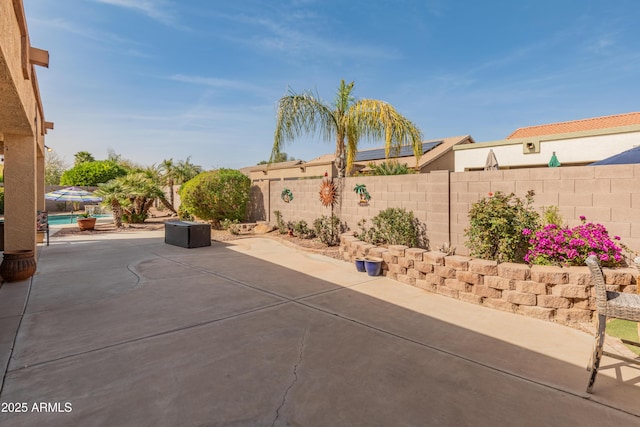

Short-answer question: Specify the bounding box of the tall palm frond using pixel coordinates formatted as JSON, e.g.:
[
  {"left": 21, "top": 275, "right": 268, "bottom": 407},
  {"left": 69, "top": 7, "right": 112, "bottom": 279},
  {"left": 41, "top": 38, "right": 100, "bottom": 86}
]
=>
[
  {"left": 272, "top": 91, "right": 336, "bottom": 162},
  {"left": 95, "top": 180, "right": 127, "bottom": 228},
  {"left": 271, "top": 80, "right": 423, "bottom": 177}
]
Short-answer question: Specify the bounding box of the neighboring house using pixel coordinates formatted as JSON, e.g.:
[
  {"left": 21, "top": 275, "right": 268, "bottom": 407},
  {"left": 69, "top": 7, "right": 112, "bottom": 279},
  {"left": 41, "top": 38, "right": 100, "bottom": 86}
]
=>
[
  {"left": 244, "top": 135, "right": 474, "bottom": 182},
  {"left": 354, "top": 135, "right": 474, "bottom": 174},
  {"left": 453, "top": 112, "right": 640, "bottom": 171},
  {"left": 242, "top": 155, "right": 337, "bottom": 182}
]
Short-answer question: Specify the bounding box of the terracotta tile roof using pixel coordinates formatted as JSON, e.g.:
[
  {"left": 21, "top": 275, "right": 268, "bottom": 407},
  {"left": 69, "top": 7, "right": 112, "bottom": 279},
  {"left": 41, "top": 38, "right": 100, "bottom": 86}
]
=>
[{"left": 507, "top": 112, "right": 640, "bottom": 139}]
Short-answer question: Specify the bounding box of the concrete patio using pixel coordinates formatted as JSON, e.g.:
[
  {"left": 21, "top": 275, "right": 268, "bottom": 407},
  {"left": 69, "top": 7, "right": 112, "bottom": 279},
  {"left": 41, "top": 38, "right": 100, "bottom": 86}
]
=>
[{"left": 0, "top": 230, "right": 639, "bottom": 426}]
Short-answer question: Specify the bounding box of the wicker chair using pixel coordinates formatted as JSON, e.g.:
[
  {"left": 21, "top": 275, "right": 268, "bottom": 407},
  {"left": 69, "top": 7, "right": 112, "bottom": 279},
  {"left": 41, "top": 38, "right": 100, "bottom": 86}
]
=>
[{"left": 584, "top": 255, "right": 640, "bottom": 393}]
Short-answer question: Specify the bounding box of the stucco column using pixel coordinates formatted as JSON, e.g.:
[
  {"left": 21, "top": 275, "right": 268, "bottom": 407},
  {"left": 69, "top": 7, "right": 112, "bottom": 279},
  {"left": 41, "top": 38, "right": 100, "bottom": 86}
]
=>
[
  {"left": 4, "top": 134, "right": 37, "bottom": 252},
  {"left": 36, "top": 152, "right": 45, "bottom": 211}
]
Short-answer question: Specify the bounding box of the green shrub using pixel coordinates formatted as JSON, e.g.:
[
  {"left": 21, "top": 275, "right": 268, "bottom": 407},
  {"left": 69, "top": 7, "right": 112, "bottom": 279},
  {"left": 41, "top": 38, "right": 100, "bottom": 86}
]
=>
[
  {"left": 465, "top": 191, "right": 540, "bottom": 263},
  {"left": 273, "top": 210, "right": 287, "bottom": 234},
  {"left": 313, "top": 215, "right": 344, "bottom": 246},
  {"left": 0, "top": 189, "right": 4, "bottom": 214},
  {"left": 60, "top": 160, "right": 128, "bottom": 186},
  {"left": 122, "top": 212, "right": 147, "bottom": 224},
  {"left": 368, "top": 160, "right": 415, "bottom": 176},
  {"left": 541, "top": 205, "right": 563, "bottom": 227},
  {"left": 178, "top": 204, "right": 193, "bottom": 221},
  {"left": 179, "top": 169, "right": 250, "bottom": 226},
  {"left": 221, "top": 218, "right": 241, "bottom": 235},
  {"left": 293, "top": 220, "right": 315, "bottom": 239},
  {"left": 358, "top": 208, "right": 427, "bottom": 248}
]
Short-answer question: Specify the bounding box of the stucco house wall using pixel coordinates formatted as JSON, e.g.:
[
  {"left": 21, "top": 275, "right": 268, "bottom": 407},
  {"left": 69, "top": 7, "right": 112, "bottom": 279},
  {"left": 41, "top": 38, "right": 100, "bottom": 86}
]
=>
[
  {"left": 0, "top": 0, "right": 51, "bottom": 253},
  {"left": 454, "top": 126, "right": 640, "bottom": 172}
]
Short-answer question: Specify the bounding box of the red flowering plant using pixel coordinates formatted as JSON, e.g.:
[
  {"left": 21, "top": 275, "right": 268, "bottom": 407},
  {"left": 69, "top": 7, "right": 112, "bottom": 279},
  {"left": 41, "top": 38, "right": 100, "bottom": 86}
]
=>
[{"left": 523, "top": 216, "right": 624, "bottom": 267}]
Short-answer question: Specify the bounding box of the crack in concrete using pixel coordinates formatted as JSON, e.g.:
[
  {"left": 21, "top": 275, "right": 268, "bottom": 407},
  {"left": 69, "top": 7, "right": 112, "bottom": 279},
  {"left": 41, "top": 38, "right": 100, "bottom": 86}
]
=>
[{"left": 271, "top": 328, "right": 307, "bottom": 427}]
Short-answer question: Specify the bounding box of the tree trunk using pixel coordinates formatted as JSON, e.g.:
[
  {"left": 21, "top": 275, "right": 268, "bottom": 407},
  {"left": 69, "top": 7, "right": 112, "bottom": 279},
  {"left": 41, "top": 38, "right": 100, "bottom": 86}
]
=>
[
  {"left": 158, "top": 195, "right": 177, "bottom": 214},
  {"left": 111, "top": 200, "right": 123, "bottom": 228}
]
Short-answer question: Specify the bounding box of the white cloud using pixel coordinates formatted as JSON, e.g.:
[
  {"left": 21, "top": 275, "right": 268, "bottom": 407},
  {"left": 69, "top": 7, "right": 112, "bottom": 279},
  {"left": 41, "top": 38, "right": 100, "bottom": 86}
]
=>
[
  {"left": 32, "top": 17, "right": 136, "bottom": 46},
  {"left": 94, "top": 0, "right": 186, "bottom": 29},
  {"left": 167, "top": 74, "right": 271, "bottom": 95},
  {"left": 218, "top": 13, "right": 400, "bottom": 61}
]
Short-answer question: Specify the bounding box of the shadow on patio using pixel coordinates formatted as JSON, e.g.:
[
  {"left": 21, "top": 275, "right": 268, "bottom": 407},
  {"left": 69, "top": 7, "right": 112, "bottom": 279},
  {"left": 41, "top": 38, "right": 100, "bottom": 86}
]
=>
[{"left": 0, "top": 233, "right": 639, "bottom": 426}]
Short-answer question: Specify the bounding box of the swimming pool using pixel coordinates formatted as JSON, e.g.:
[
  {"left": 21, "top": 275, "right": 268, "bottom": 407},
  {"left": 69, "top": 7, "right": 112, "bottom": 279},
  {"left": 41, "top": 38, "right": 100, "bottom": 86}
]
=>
[{"left": 48, "top": 214, "right": 112, "bottom": 225}]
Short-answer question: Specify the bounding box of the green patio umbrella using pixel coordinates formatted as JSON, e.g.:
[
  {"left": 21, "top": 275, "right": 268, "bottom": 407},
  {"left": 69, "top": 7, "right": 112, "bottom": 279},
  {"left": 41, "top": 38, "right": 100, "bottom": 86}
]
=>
[{"left": 548, "top": 152, "right": 561, "bottom": 167}]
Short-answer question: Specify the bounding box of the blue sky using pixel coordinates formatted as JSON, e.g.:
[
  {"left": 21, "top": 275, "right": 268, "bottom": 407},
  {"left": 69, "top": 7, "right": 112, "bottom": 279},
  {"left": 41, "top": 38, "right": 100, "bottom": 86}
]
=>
[{"left": 25, "top": 0, "right": 640, "bottom": 170}]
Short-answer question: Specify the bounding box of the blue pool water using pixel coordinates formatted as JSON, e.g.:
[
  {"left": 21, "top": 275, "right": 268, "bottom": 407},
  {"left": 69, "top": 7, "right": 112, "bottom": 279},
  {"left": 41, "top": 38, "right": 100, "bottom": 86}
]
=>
[{"left": 48, "top": 214, "right": 112, "bottom": 225}]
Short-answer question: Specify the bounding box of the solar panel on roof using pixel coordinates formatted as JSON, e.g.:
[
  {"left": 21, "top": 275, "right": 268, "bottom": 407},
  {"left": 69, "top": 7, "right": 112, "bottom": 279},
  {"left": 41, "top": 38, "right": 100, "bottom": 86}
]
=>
[{"left": 354, "top": 140, "right": 443, "bottom": 162}]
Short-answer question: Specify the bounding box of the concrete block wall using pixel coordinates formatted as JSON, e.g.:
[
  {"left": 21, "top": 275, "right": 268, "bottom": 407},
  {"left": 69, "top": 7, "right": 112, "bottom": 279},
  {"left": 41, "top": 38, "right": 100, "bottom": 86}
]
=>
[
  {"left": 449, "top": 164, "right": 640, "bottom": 255},
  {"left": 268, "top": 178, "right": 333, "bottom": 227},
  {"left": 249, "top": 164, "right": 640, "bottom": 255},
  {"left": 340, "top": 234, "right": 639, "bottom": 328}
]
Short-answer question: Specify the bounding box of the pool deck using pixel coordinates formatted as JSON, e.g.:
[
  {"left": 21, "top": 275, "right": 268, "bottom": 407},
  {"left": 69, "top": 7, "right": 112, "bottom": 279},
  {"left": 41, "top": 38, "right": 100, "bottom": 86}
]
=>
[{"left": 0, "top": 230, "right": 639, "bottom": 426}]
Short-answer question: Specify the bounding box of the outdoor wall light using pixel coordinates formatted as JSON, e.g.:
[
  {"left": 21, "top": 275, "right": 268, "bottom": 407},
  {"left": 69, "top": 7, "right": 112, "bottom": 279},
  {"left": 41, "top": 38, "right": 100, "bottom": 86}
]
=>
[{"left": 44, "top": 145, "right": 53, "bottom": 152}]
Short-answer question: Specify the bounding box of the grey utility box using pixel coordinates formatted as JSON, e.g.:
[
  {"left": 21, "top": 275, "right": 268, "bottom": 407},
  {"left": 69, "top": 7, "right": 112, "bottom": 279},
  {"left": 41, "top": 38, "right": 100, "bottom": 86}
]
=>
[{"left": 164, "top": 221, "right": 211, "bottom": 248}]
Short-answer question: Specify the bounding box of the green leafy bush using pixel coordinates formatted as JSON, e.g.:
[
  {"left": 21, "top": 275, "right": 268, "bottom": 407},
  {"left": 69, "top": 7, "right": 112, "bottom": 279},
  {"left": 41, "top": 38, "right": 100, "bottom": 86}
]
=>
[
  {"left": 541, "top": 205, "right": 563, "bottom": 227},
  {"left": 293, "top": 220, "right": 315, "bottom": 239},
  {"left": 465, "top": 191, "right": 540, "bottom": 263},
  {"left": 221, "top": 218, "right": 241, "bottom": 235},
  {"left": 273, "top": 210, "right": 287, "bottom": 234},
  {"left": 358, "top": 208, "right": 427, "bottom": 248},
  {"left": 178, "top": 204, "right": 193, "bottom": 221},
  {"left": 179, "top": 169, "right": 250, "bottom": 226},
  {"left": 60, "top": 160, "right": 128, "bottom": 186},
  {"left": 313, "top": 215, "right": 345, "bottom": 246},
  {"left": 368, "top": 160, "right": 415, "bottom": 176},
  {"left": 0, "top": 188, "right": 4, "bottom": 214}
]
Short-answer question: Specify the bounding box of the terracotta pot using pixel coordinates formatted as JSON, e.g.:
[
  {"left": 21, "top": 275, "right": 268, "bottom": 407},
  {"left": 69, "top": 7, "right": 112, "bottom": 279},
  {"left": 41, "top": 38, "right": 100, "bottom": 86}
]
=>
[
  {"left": 0, "top": 250, "right": 37, "bottom": 282},
  {"left": 77, "top": 217, "right": 97, "bottom": 231}
]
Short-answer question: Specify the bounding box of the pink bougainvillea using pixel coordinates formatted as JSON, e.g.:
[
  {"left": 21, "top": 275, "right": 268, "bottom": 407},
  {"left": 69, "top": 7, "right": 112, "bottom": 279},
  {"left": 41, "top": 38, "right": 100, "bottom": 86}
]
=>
[{"left": 524, "top": 216, "right": 624, "bottom": 267}]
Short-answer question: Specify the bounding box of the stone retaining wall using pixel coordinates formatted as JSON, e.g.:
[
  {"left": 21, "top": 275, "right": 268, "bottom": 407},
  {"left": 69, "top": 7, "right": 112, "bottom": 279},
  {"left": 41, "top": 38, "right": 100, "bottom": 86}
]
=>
[{"left": 340, "top": 234, "right": 638, "bottom": 327}]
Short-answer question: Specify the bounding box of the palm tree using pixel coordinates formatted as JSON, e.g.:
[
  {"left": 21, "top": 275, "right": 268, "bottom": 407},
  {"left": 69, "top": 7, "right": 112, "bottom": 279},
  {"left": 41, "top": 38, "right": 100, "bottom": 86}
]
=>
[
  {"left": 96, "top": 173, "right": 171, "bottom": 225},
  {"left": 95, "top": 180, "right": 127, "bottom": 228},
  {"left": 271, "top": 80, "right": 424, "bottom": 177},
  {"left": 174, "top": 156, "right": 202, "bottom": 184},
  {"left": 118, "top": 173, "right": 167, "bottom": 223},
  {"left": 160, "top": 158, "right": 176, "bottom": 209},
  {"left": 74, "top": 151, "right": 95, "bottom": 165}
]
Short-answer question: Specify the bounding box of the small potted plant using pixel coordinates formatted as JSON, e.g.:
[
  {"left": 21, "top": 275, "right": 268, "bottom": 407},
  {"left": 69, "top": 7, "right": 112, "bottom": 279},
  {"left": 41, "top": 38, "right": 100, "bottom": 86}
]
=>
[{"left": 77, "top": 212, "right": 97, "bottom": 231}]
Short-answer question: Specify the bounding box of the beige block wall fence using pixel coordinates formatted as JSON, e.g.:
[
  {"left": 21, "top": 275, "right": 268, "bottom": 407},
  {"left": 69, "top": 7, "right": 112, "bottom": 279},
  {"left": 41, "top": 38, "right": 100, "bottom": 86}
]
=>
[
  {"left": 248, "top": 164, "right": 640, "bottom": 327},
  {"left": 250, "top": 164, "right": 640, "bottom": 255}
]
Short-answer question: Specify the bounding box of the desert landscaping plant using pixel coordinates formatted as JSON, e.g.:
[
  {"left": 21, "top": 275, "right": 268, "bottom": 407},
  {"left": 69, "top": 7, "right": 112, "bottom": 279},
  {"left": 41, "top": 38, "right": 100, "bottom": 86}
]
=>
[
  {"left": 293, "top": 220, "right": 315, "bottom": 239},
  {"left": 524, "top": 216, "right": 624, "bottom": 267},
  {"left": 273, "top": 210, "right": 288, "bottom": 234},
  {"left": 60, "top": 160, "right": 128, "bottom": 186},
  {"left": 541, "top": 205, "right": 564, "bottom": 227},
  {"left": 368, "top": 160, "right": 415, "bottom": 176},
  {"left": 313, "top": 215, "right": 344, "bottom": 246},
  {"left": 271, "top": 80, "right": 423, "bottom": 177},
  {"left": 95, "top": 173, "right": 168, "bottom": 225},
  {"left": 221, "top": 218, "right": 242, "bottom": 235},
  {"left": 179, "top": 169, "right": 251, "bottom": 227},
  {"left": 465, "top": 191, "right": 540, "bottom": 263},
  {"left": 358, "top": 208, "right": 427, "bottom": 248}
]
